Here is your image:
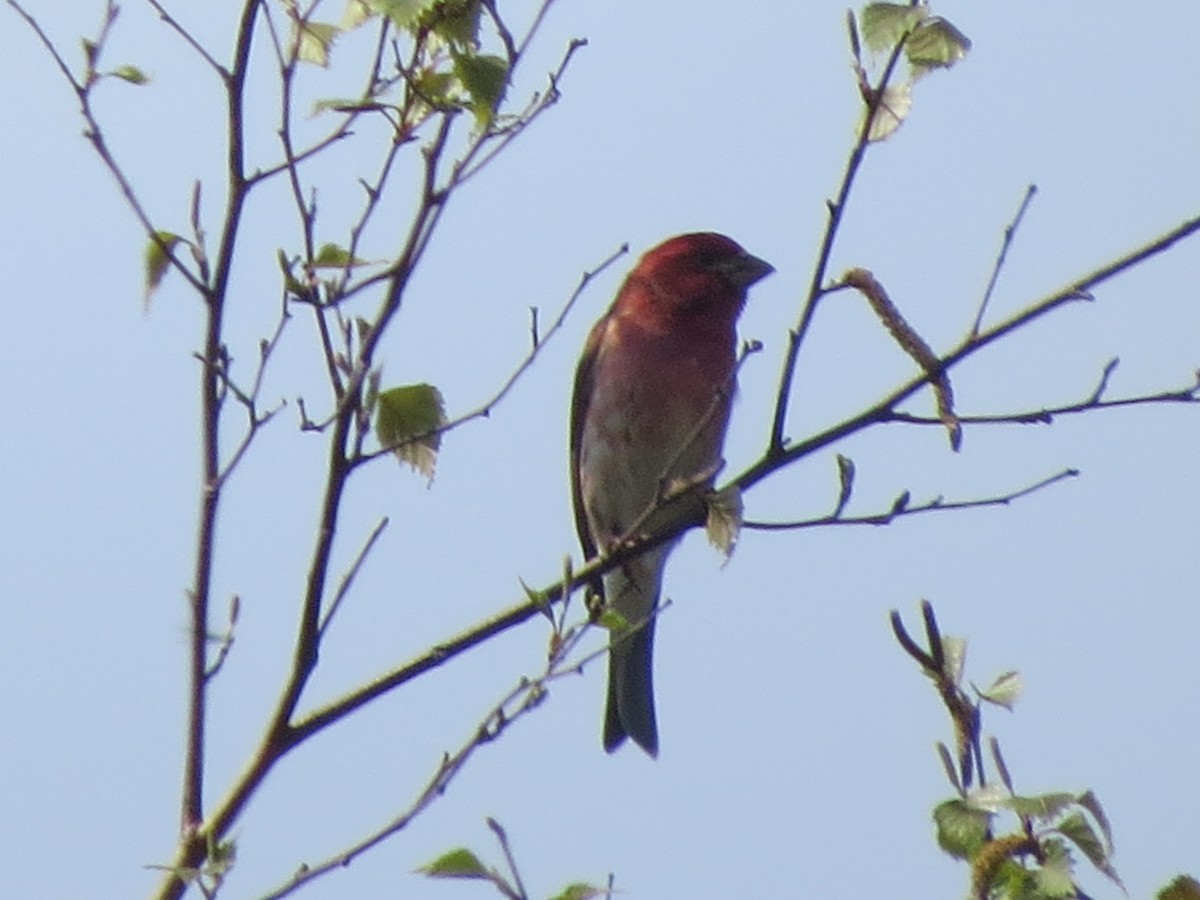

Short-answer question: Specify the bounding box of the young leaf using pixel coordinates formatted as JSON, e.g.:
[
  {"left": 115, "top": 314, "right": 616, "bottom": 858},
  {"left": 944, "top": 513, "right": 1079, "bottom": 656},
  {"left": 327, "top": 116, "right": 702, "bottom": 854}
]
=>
[
  {"left": 368, "top": 0, "right": 438, "bottom": 30},
  {"left": 978, "top": 670, "right": 1023, "bottom": 710},
  {"left": 417, "top": 847, "right": 489, "bottom": 879},
  {"left": 1159, "top": 876, "right": 1200, "bottom": 900},
  {"left": 276, "top": 249, "right": 308, "bottom": 298},
  {"left": 1075, "top": 789, "right": 1115, "bottom": 852},
  {"left": 312, "top": 242, "right": 368, "bottom": 269},
  {"left": 965, "top": 784, "right": 1011, "bottom": 816},
  {"left": 421, "top": 0, "right": 483, "bottom": 49},
  {"left": 550, "top": 884, "right": 606, "bottom": 900},
  {"left": 111, "top": 64, "right": 150, "bottom": 85},
  {"left": 864, "top": 82, "right": 912, "bottom": 141},
  {"left": 1032, "top": 838, "right": 1076, "bottom": 898},
  {"left": 1005, "top": 791, "right": 1076, "bottom": 822},
  {"left": 311, "top": 96, "right": 393, "bottom": 115},
  {"left": 294, "top": 20, "right": 339, "bottom": 67},
  {"left": 907, "top": 17, "right": 971, "bottom": 73},
  {"left": 452, "top": 52, "right": 509, "bottom": 128},
  {"left": 375, "top": 383, "right": 446, "bottom": 483},
  {"left": 834, "top": 454, "right": 855, "bottom": 516},
  {"left": 705, "top": 485, "right": 743, "bottom": 560},
  {"left": 939, "top": 634, "right": 965, "bottom": 686},
  {"left": 859, "top": 2, "right": 927, "bottom": 52},
  {"left": 1056, "top": 811, "right": 1123, "bottom": 888},
  {"left": 341, "top": 0, "right": 373, "bottom": 29},
  {"left": 598, "top": 608, "right": 630, "bottom": 632},
  {"left": 933, "top": 798, "right": 990, "bottom": 859},
  {"left": 144, "top": 231, "right": 183, "bottom": 304}
]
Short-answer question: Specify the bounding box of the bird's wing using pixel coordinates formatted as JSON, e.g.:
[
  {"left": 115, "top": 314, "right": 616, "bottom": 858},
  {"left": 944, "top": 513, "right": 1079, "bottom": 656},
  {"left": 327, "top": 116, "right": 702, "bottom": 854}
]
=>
[{"left": 570, "top": 316, "right": 604, "bottom": 567}]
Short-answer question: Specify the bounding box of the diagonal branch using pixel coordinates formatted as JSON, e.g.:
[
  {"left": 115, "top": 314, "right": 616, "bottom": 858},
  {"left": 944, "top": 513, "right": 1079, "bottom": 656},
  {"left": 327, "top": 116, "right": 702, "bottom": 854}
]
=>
[{"left": 744, "top": 468, "right": 1079, "bottom": 531}]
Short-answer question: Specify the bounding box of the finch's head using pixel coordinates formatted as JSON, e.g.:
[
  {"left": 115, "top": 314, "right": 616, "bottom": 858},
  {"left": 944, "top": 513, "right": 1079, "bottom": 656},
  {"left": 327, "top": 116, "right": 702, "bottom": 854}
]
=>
[{"left": 629, "top": 232, "right": 774, "bottom": 321}]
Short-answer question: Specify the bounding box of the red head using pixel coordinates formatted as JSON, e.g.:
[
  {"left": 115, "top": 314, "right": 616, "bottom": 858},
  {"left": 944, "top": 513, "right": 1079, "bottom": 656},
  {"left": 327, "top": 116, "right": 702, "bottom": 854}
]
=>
[{"left": 617, "top": 232, "right": 774, "bottom": 328}]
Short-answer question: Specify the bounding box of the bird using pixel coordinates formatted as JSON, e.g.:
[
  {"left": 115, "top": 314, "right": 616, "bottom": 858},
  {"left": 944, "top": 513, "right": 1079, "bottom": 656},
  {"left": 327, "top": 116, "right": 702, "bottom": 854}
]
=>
[{"left": 570, "top": 232, "right": 774, "bottom": 756}]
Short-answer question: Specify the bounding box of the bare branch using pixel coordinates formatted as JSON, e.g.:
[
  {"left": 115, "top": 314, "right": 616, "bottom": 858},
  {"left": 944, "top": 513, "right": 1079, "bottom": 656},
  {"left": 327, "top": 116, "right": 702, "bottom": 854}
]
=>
[
  {"left": 970, "top": 183, "right": 1038, "bottom": 338},
  {"left": 318, "top": 517, "right": 390, "bottom": 638},
  {"left": 738, "top": 210, "right": 1200, "bottom": 496},
  {"left": 143, "top": 0, "right": 228, "bottom": 76},
  {"left": 263, "top": 608, "right": 605, "bottom": 899},
  {"left": 885, "top": 371, "right": 1200, "bottom": 429},
  {"left": 203, "top": 595, "right": 241, "bottom": 682},
  {"left": 353, "top": 243, "right": 629, "bottom": 466},
  {"left": 768, "top": 27, "right": 912, "bottom": 454},
  {"left": 744, "top": 468, "right": 1079, "bottom": 531}
]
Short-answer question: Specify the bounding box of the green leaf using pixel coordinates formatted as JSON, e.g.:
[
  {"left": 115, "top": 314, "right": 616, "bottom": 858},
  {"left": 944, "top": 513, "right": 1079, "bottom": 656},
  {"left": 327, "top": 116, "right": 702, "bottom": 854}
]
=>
[
  {"left": 452, "top": 52, "right": 509, "bottom": 128},
  {"left": 1056, "top": 811, "right": 1123, "bottom": 887},
  {"left": 111, "top": 64, "right": 150, "bottom": 85},
  {"left": 1160, "top": 875, "right": 1200, "bottom": 900},
  {"left": 294, "top": 20, "right": 340, "bottom": 67},
  {"left": 834, "top": 454, "right": 855, "bottom": 515},
  {"left": 1074, "top": 789, "right": 1115, "bottom": 851},
  {"left": 367, "top": 0, "right": 437, "bottom": 29},
  {"left": 408, "top": 68, "right": 459, "bottom": 116},
  {"left": 978, "top": 669, "right": 1022, "bottom": 710},
  {"left": 859, "top": 2, "right": 927, "bottom": 52},
  {"left": 705, "top": 485, "right": 743, "bottom": 560},
  {"left": 417, "top": 847, "right": 489, "bottom": 879},
  {"left": 1006, "top": 792, "right": 1075, "bottom": 822},
  {"left": 144, "top": 231, "right": 182, "bottom": 304},
  {"left": 375, "top": 383, "right": 446, "bottom": 483},
  {"left": 598, "top": 608, "right": 630, "bottom": 631},
  {"left": 550, "top": 884, "right": 606, "bottom": 900},
  {"left": 421, "top": 0, "right": 483, "bottom": 49},
  {"left": 311, "top": 96, "right": 393, "bottom": 115},
  {"left": 939, "top": 634, "right": 966, "bottom": 687},
  {"left": 965, "top": 784, "right": 1011, "bottom": 814},
  {"left": 990, "top": 859, "right": 1037, "bottom": 899},
  {"left": 1032, "top": 838, "right": 1076, "bottom": 898},
  {"left": 864, "top": 81, "right": 912, "bottom": 142},
  {"left": 312, "top": 242, "right": 368, "bottom": 269},
  {"left": 907, "top": 17, "right": 971, "bottom": 72},
  {"left": 933, "top": 798, "right": 990, "bottom": 859},
  {"left": 276, "top": 249, "right": 308, "bottom": 298},
  {"left": 341, "top": 0, "right": 374, "bottom": 29}
]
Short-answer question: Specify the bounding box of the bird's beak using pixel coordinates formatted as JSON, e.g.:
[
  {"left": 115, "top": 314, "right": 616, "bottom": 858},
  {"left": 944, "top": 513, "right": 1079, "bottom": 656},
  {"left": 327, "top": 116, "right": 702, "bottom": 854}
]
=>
[{"left": 716, "top": 252, "right": 775, "bottom": 289}]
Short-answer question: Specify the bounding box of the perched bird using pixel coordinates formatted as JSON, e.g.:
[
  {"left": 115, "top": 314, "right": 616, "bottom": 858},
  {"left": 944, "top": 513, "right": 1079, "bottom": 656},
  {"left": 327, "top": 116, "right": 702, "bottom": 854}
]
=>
[{"left": 570, "top": 233, "right": 774, "bottom": 756}]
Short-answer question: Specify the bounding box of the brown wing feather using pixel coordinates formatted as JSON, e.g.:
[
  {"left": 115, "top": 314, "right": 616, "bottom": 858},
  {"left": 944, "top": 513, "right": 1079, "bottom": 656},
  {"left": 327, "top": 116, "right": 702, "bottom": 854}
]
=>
[{"left": 570, "top": 316, "right": 604, "bottom": 570}]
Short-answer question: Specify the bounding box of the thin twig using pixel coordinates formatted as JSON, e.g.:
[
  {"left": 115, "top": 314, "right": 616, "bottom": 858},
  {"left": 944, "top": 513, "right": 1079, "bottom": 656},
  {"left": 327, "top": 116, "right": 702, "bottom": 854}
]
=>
[
  {"left": 885, "top": 373, "right": 1200, "bottom": 428},
  {"left": 353, "top": 243, "right": 629, "bottom": 466},
  {"left": 489, "top": 818, "right": 529, "bottom": 900},
  {"left": 738, "top": 210, "right": 1200, "bottom": 495},
  {"left": 768, "top": 27, "right": 912, "bottom": 454},
  {"left": 143, "top": 0, "right": 228, "bottom": 76},
  {"left": 744, "top": 468, "right": 1078, "bottom": 531},
  {"left": 971, "top": 184, "right": 1038, "bottom": 339},
  {"left": 318, "top": 517, "right": 390, "bottom": 637},
  {"left": 263, "top": 604, "right": 605, "bottom": 900}
]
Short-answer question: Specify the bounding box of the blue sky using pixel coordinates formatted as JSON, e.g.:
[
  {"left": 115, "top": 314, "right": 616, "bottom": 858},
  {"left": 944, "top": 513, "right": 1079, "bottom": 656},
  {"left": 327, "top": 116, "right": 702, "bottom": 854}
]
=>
[{"left": 1, "top": 1, "right": 1198, "bottom": 898}]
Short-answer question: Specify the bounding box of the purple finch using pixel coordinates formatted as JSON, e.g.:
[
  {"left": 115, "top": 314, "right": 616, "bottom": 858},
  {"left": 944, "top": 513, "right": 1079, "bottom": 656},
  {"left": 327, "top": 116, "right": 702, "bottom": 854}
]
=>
[{"left": 570, "top": 233, "right": 773, "bottom": 756}]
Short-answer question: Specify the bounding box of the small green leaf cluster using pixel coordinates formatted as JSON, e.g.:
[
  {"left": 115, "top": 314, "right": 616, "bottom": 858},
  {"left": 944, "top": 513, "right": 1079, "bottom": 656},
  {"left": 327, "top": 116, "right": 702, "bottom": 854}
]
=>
[
  {"left": 934, "top": 788, "right": 1121, "bottom": 900},
  {"left": 920, "top": 628, "right": 1122, "bottom": 900},
  {"left": 417, "top": 844, "right": 607, "bottom": 900},
  {"left": 851, "top": 2, "right": 971, "bottom": 141},
  {"left": 293, "top": 0, "right": 510, "bottom": 131}
]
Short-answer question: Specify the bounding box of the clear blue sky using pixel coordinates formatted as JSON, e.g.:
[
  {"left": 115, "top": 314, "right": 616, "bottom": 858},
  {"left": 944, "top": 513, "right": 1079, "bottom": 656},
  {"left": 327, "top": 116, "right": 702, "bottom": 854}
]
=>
[{"left": 1, "top": 1, "right": 1198, "bottom": 898}]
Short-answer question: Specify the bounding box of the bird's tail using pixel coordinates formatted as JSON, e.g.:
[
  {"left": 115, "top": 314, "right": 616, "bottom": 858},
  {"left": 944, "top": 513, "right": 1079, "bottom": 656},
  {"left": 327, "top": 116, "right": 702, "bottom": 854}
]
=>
[{"left": 603, "top": 617, "right": 658, "bottom": 757}]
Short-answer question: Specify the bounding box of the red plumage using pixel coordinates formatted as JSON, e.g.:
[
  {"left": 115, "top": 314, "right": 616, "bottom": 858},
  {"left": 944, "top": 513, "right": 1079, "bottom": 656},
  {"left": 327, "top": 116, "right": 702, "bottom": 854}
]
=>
[{"left": 570, "top": 233, "right": 773, "bottom": 756}]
